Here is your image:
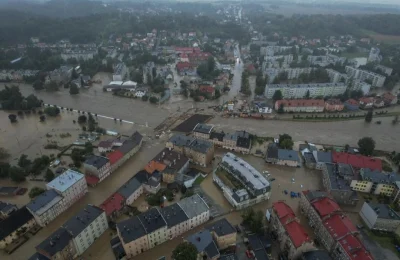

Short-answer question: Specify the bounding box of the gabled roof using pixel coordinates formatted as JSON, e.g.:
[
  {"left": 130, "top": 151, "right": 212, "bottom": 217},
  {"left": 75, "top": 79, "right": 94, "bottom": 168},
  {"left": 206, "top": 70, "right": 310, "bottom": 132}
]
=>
[
  {"left": 323, "top": 214, "right": 357, "bottom": 240},
  {"left": 273, "top": 201, "right": 296, "bottom": 224},
  {"left": 338, "top": 234, "right": 373, "bottom": 260},
  {"left": 117, "top": 140, "right": 136, "bottom": 155},
  {"left": 302, "top": 250, "right": 332, "bottom": 260},
  {"left": 205, "top": 218, "right": 236, "bottom": 237},
  {"left": 117, "top": 177, "right": 142, "bottom": 199},
  {"left": 277, "top": 149, "right": 300, "bottom": 162},
  {"left": 332, "top": 152, "right": 382, "bottom": 171},
  {"left": 84, "top": 155, "right": 109, "bottom": 169},
  {"left": 276, "top": 99, "right": 325, "bottom": 108},
  {"left": 137, "top": 208, "right": 167, "bottom": 233},
  {"left": 35, "top": 228, "right": 72, "bottom": 257},
  {"left": 186, "top": 230, "right": 219, "bottom": 258},
  {"left": 312, "top": 197, "right": 341, "bottom": 217},
  {"left": 46, "top": 169, "right": 84, "bottom": 192},
  {"left": 62, "top": 205, "right": 104, "bottom": 237},
  {"left": 117, "top": 216, "right": 147, "bottom": 243},
  {"left": 26, "top": 189, "right": 62, "bottom": 214},
  {"left": 107, "top": 150, "right": 124, "bottom": 165},
  {"left": 99, "top": 193, "right": 124, "bottom": 216},
  {"left": 159, "top": 203, "right": 188, "bottom": 228},
  {"left": 285, "top": 220, "right": 310, "bottom": 248},
  {"left": 0, "top": 206, "right": 33, "bottom": 240}
]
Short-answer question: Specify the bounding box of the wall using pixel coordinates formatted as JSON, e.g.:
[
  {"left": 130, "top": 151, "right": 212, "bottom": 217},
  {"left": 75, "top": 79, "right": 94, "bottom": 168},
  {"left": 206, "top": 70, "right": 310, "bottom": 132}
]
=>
[
  {"left": 126, "top": 186, "right": 144, "bottom": 205},
  {"left": 350, "top": 180, "right": 373, "bottom": 193},
  {"left": 214, "top": 232, "right": 237, "bottom": 250},
  {"left": 147, "top": 226, "right": 167, "bottom": 248},
  {"left": 0, "top": 218, "right": 36, "bottom": 249}
]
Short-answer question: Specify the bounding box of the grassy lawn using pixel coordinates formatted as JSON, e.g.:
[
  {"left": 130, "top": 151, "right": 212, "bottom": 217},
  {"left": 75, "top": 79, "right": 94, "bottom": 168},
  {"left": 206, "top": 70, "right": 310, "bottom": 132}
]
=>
[
  {"left": 364, "top": 229, "right": 400, "bottom": 257},
  {"left": 362, "top": 29, "right": 400, "bottom": 45},
  {"left": 193, "top": 175, "right": 205, "bottom": 185}
]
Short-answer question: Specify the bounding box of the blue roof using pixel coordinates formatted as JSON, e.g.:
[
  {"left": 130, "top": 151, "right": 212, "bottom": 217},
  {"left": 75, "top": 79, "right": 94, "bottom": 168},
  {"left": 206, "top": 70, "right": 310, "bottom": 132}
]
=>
[
  {"left": 277, "top": 149, "right": 300, "bottom": 162},
  {"left": 46, "top": 169, "right": 84, "bottom": 192},
  {"left": 26, "top": 189, "right": 62, "bottom": 214},
  {"left": 117, "top": 177, "right": 142, "bottom": 199},
  {"left": 314, "top": 151, "right": 332, "bottom": 163}
]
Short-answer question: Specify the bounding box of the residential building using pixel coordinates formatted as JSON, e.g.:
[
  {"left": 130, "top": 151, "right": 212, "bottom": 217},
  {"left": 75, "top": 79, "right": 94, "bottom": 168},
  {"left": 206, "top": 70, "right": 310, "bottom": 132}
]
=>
[
  {"left": 307, "top": 54, "right": 346, "bottom": 67},
  {"left": 83, "top": 155, "right": 111, "bottom": 186},
  {"left": 382, "top": 92, "right": 398, "bottom": 106},
  {"left": 360, "top": 202, "right": 400, "bottom": 231},
  {"left": 352, "top": 80, "right": 371, "bottom": 95},
  {"left": 375, "top": 65, "right": 393, "bottom": 76},
  {"left": 61, "top": 49, "right": 97, "bottom": 61},
  {"left": 264, "top": 67, "right": 314, "bottom": 83},
  {"left": 262, "top": 55, "right": 293, "bottom": 70},
  {"left": 46, "top": 169, "right": 88, "bottom": 208},
  {"left": 373, "top": 98, "right": 385, "bottom": 108},
  {"left": 261, "top": 45, "right": 294, "bottom": 56},
  {"left": 351, "top": 168, "right": 400, "bottom": 196},
  {"left": 159, "top": 203, "right": 189, "bottom": 240},
  {"left": 345, "top": 66, "right": 386, "bottom": 88},
  {"left": 275, "top": 99, "right": 325, "bottom": 113},
  {"left": 265, "top": 143, "right": 300, "bottom": 167},
  {"left": 344, "top": 99, "right": 359, "bottom": 111},
  {"left": 193, "top": 123, "right": 214, "bottom": 139},
  {"left": 368, "top": 47, "right": 381, "bottom": 63},
  {"left": 26, "top": 189, "right": 64, "bottom": 227},
  {"left": 0, "top": 207, "right": 36, "bottom": 249},
  {"left": 199, "top": 85, "right": 216, "bottom": 97},
  {"left": 186, "top": 231, "right": 220, "bottom": 260},
  {"left": 188, "top": 52, "right": 212, "bottom": 66},
  {"left": 137, "top": 208, "right": 168, "bottom": 248},
  {"left": 107, "top": 132, "right": 143, "bottom": 172},
  {"left": 270, "top": 202, "right": 314, "bottom": 259},
  {"left": 117, "top": 176, "right": 143, "bottom": 205},
  {"left": 47, "top": 66, "right": 73, "bottom": 85},
  {"left": 0, "top": 201, "right": 17, "bottom": 219},
  {"left": 325, "top": 99, "right": 344, "bottom": 112},
  {"left": 326, "top": 69, "right": 348, "bottom": 84},
  {"left": 113, "top": 63, "right": 127, "bottom": 81},
  {"left": 100, "top": 193, "right": 125, "bottom": 219},
  {"left": 359, "top": 97, "right": 374, "bottom": 109},
  {"left": 322, "top": 163, "right": 358, "bottom": 205},
  {"left": 135, "top": 170, "right": 161, "bottom": 194},
  {"left": 117, "top": 216, "right": 149, "bottom": 258},
  {"left": 35, "top": 227, "right": 77, "bottom": 260},
  {"left": 176, "top": 62, "right": 196, "bottom": 76},
  {"left": 178, "top": 194, "right": 210, "bottom": 229},
  {"left": 265, "top": 83, "right": 347, "bottom": 99},
  {"left": 299, "top": 191, "right": 372, "bottom": 260},
  {"left": 332, "top": 152, "right": 382, "bottom": 171},
  {"left": 214, "top": 153, "right": 271, "bottom": 209},
  {"left": 206, "top": 218, "right": 237, "bottom": 250},
  {"left": 166, "top": 134, "right": 214, "bottom": 167}
]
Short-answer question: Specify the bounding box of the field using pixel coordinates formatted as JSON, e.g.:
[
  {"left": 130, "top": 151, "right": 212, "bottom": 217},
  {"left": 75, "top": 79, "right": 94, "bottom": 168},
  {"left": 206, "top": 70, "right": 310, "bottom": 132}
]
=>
[{"left": 363, "top": 30, "right": 400, "bottom": 44}]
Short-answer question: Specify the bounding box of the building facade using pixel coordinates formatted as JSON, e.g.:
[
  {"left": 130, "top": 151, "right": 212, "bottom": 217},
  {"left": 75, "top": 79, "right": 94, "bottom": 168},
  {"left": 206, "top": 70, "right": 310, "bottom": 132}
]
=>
[
  {"left": 265, "top": 83, "right": 347, "bottom": 99},
  {"left": 359, "top": 202, "right": 400, "bottom": 231},
  {"left": 275, "top": 99, "right": 325, "bottom": 113},
  {"left": 83, "top": 155, "right": 111, "bottom": 183},
  {"left": 345, "top": 66, "right": 386, "bottom": 88}
]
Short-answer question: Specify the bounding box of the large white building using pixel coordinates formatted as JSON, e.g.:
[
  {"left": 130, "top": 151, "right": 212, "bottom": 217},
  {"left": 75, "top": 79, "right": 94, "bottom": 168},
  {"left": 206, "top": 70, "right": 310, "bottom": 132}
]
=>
[
  {"left": 326, "top": 69, "right": 348, "bottom": 84},
  {"left": 46, "top": 169, "right": 88, "bottom": 208},
  {"left": 368, "top": 47, "right": 381, "bottom": 63},
  {"left": 345, "top": 66, "right": 386, "bottom": 88},
  {"left": 264, "top": 68, "right": 314, "bottom": 83},
  {"left": 264, "top": 82, "right": 347, "bottom": 99},
  {"left": 113, "top": 62, "right": 127, "bottom": 81},
  {"left": 61, "top": 49, "right": 97, "bottom": 61},
  {"left": 261, "top": 45, "right": 296, "bottom": 56}
]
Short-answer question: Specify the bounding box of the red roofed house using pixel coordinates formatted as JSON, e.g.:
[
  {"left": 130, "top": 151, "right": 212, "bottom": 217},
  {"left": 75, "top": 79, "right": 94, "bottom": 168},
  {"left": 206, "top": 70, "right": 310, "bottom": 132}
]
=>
[
  {"left": 359, "top": 97, "right": 374, "bottom": 109},
  {"left": 271, "top": 202, "right": 314, "bottom": 259},
  {"left": 382, "top": 92, "right": 398, "bottom": 106},
  {"left": 199, "top": 85, "right": 215, "bottom": 97},
  {"left": 188, "top": 52, "right": 212, "bottom": 66},
  {"left": 275, "top": 99, "right": 325, "bottom": 113},
  {"left": 332, "top": 152, "right": 382, "bottom": 171},
  {"left": 107, "top": 150, "right": 124, "bottom": 171},
  {"left": 99, "top": 192, "right": 125, "bottom": 219},
  {"left": 299, "top": 190, "right": 373, "bottom": 260},
  {"left": 180, "top": 53, "right": 189, "bottom": 62},
  {"left": 325, "top": 99, "right": 344, "bottom": 112},
  {"left": 176, "top": 62, "right": 196, "bottom": 76},
  {"left": 344, "top": 99, "right": 359, "bottom": 111},
  {"left": 174, "top": 47, "right": 200, "bottom": 54}
]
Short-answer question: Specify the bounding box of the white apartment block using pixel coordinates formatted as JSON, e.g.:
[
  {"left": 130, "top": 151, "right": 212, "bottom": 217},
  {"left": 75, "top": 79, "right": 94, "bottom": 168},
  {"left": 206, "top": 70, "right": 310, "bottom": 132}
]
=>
[
  {"left": 264, "top": 67, "right": 314, "bottom": 83},
  {"left": 264, "top": 82, "right": 347, "bottom": 99},
  {"left": 61, "top": 49, "right": 97, "bottom": 61},
  {"left": 178, "top": 194, "right": 210, "bottom": 229},
  {"left": 46, "top": 169, "right": 88, "bottom": 208},
  {"left": 345, "top": 66, "right": 386, "bottom": 88},
  {"left": 262, "top": 55, "right": 294, "bottom": 70},
  {"left": 113, "top": 62, "right": 127, "bottom": 81},
  {"left": 326, "top": 69, "right": 348, "bottom": 83},
  {"left": 375, "top": 64, "right": 393, "bottom": 76},
  {"left": 261, "top": 45, "right": 295, "bottom": 56},
  {"left": 307, "top": 54, "right": 346, "bottom": 67}
]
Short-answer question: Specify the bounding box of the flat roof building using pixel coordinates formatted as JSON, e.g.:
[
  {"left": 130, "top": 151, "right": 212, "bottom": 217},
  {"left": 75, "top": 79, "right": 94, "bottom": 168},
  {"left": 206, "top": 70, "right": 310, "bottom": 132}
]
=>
[{"left": 46, "top": 169, "right": 85, "bottom": 193}]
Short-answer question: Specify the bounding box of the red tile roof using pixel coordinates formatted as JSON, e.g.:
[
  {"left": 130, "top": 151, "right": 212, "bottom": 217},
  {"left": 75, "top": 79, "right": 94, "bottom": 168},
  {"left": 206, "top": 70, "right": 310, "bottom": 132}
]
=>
[
  {"left": 188, "top": 52, "right": 211, "bottom": 60},
  {"left": 359, "top": 97, "right": 374, "bottom": 104},
  {"left": 382, "top": 92, "right": 396, "bottom": 101},
  {"left": 174, "top": 47, "right": 200, "bottom": 53},
  {"left": 338, "top": 234, "right": 374, "bottom": 260},
  {"left": 323, "top": 214, "right": 357, "bottom": 240},
  {"left": 199, "top": 85, "right": 215, "bottom": 94},
  {"left": 325, "top": 99, "right": 343, "bottom": 105},
  {"left": 144, "top": 160, "right": 166, "bottom": 174},
  {"left": 100, "top": 193, "right": 124, "bottom": 216},
  {"left": 85, "top": 175, "right": 99, "bottom": 186},
  {"left": 345, "top": 99, "right": 359, "bottom": 106},
  {"left": 312, "top": 197, "right": 340, "bottom": 217},
  {"left": 275, "top": 99, "right": 325, "bottom": 108},
  {"left": 332, "top": 152, "right": 382, "bottom": 171},
  {"left": 285, "top": 220, "right": 310, "bottom": 248},
  {"left": 273, "top": 201, "right": 296, "bottom": 224},
  {"left": 107, "top": 150, "right": 124, "bottom": 165},
  {"left": 176, "top": 62, "right": 194, "bottom": 71}
]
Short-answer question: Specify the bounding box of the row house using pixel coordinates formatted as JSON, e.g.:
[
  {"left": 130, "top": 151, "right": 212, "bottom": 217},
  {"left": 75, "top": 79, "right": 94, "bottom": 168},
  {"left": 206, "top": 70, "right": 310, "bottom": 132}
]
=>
[
  {"left": 345, "top": 66, "right": 386, "bottom": 88},
  {"left": 325, "top": 99, "right": 344, "bottom": 112},
  {"left": 0, "top": 70, "right": 39, "bottom": 81},
  {"left": 176, "top": 62, "right": 197, "bottom": 76},
  {"left": 270, "top": 202, "right": 315, "bottom": 259},
  {"left": 274, "top": 99, "right": 325, "bottom": 113},
  {"left": 265, "top": 83, "right": 347, "bottom": 99},
  {"left": 83, "top": 155, "right": 111, "bottom": 186},
  {"left": 350, "top": 168, "right": 400, "bottom": 197}
]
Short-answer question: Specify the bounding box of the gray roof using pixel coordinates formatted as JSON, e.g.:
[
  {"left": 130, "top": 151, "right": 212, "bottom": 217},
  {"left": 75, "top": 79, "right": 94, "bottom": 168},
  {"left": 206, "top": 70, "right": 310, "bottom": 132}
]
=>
[
  {"left": 219, "top": 254, "right": 238, "bottom": 260},
  {"left": 26, "top": 189, "right": 63, "bottom": 214},
  {"left": 62, "top": 205, "right": 104, "bottom": 237},
  {"left": 188, "top": 138, "right": 213, "bottom": 153},
  {"left": 117, "top": 139, "right": 137, "bottom": 155},
  {"left": 159, "top": 203, "right": 189, "bottom": 228},
  {"left": 117, "top": 216, "right": 147, "bottom": 243},
  {"left": 152, "top": 148, "right": 189, "bottom": 174},
  {"left": 303, "top": 152, "right": 316, "bottom": 163},
  {"left": 254, "top": 249, "right": 269, "bottom": 260},
  {"left": 0, "top": 201, "right": 17, "bottom": 214},
  {"left": 266, "top": 143, "right": 279, "bottom": 159},
  {"left": 84, "top": 155, "right": 109, "bottom": 169},
  {"left": 193, "top": 123, "right": 214, "bottom": 134},
  {"left": 178, "top": 194, "right": 209, "bottom": 219},
  {"left": 138, "top": 207, "right": 167, "bottom": 233},
  {"left": 206, "top": 218, "right": 236, "bottom": 237},
  {"left": 366, "top": 203, "right": 400, "bottom": 220},
  {"left": 222, "top": 153, "right": 270, "bottom": 192},
  {"left": 278, "top": 149, "right": 300, "bottom": 162},
  {"left": 325, "top": 163, "right": 352, "bottom": 191},
  {"left": 302, "top": 250, "right": 332, "bottom": 260},
  {"left": 130, "top": 131, "right": 143, "bottom": 146},
  {"left": 186, "top": 230, "right": 219, "bottom": 258},
  {"left": 0, "top": 206, "right": 33, "bottom": 241},
  {"left": 117, "top": 177, "right": 142, "bottom": 199},
  {"left": 248, "top": 234, "right": 263, "bottom": 251},
  {"left": 28, "top": 253, "right": 50, "bottom": 260},
  {"left": 36, "top": 228, "right": 72, "bottom": 257},
  {"left": 304, "top": 191, "right": 329, "bottom": 202},
  {"left": 313, "top": 151, "right": 332, "bottom": 163},
  {"left": 360, "top": 168, "right": 400, "bottom": 184},
  {"left": 236, "top": 131, "right": 251, "bottom": 149},
  {"left": 168, "top": 134, "right": 195, "bottom": 147}
]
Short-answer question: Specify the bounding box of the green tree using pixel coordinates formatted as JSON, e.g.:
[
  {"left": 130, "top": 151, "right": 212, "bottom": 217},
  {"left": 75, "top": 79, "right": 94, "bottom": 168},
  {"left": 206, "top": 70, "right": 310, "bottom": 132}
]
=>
[
  {"left": 142, "top": 95, "right": 149, "bottom": 102},
  {"left": 172, "top": 242, "right": 198, "bottom": 260},
  {"left": 18, "top": 154, "right": 31, "bottom": 168},
  {"left": 32, "top": 80, "right": 44, "bottom": 90},
  {"left": 44, "top": 168, "right": 55, "bottom": 182},
  {"left": 0, "top": 163, "right": 10, "bottom": 178},
  {"left": 78, "top": 115, "right": 87, "bottom": 124},
  {"left": 69, "top": 84, "right": 79, "bottom": 95},
  {"left": 365, "top": 110, "right": 373, "bottom": 123},
  {"left": 304, "top": 90, "right": 310, "bottom": 99},
  {"left": 358, "top": 137, "right": 375, "bottom": 156},
  {"left": 0, "top": 147, "right": 10, "bottom": 161},
  {"left": 44, "top": 106, "right": 60, "bottom": 117},
  {"left": 280, "top": 139, "right": 294, "bottom": 149},
  {"left": 84, "top": 142, "right": 93, "bottom": 154},
  {"left": 272, "top": 90, "right": 283, "bottom": 101},
  {"left": 278, "top": 104, "right": 285, "bottom": 114},
  {"left": 8, "top": 114, "right": 17, "bottom": 123},
  {"left": 44, "top": 81, "right": 59, "bottom": 92},
  {"left": 152, "top": 67, "right": 157, "bottom": 79},
  {"left": 29, "top": 187, "right": 45, "bottom": 198},
  {"left": 149, "top": 96, "right": 159, "bottom": 104},
  {"left": 215, "top": 89, "right": 221, "bottom": 99},
  {"left": 9, "top": 166, "right": 25, "bottom": 183}
]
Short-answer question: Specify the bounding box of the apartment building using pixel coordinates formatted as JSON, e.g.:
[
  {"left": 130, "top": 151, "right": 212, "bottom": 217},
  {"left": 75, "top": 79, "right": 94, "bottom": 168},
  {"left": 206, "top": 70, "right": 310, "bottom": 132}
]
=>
[
  {"left": 265, "top": 82, "right": 347, "bottom": 99},
  {"left": 307, "top": 54, "right": 346, "bottom": 67},
  {"left": 375, "top": 64, "right": 393, "bottom": 76},
  {"left": 332, "top": 151, "right": 382, "bottom": 171},
  {"left": 26, "top": 189, "right": 64, "bottom": 227},
  {"left": 264, "top": 67, "right": 314, "bottom": 83},
  {"left": 350, "top": 168, "right": 400, "bottom": 196},
  {"left": 368, "top": 47, "right": 381, "bottom": 63},
  {"left": 178, "top": 194, "right": 210, "bottom": 229},
  {"left": 61, "top": 49, "right": 97, "bottom": 61},
  {"left": 265, "top": 143, "right": 300, "bottom": 167},
  {"left": 270, "top": 202, "right": 314, "bottom": 259},
  {"left": 166, "top": 134, "right": 214, "bottom": 167},
  {"left": 83, "top": 155, "right": 111, "bottom": 185},
  {"left": 138, "top": 208, "right": 168, "bottom": 248},
  {"left": 117, "top": 216, "right": 149, "bottom": 258},
  {"left": 274, "top": 99, "right": 325, "bottom": 113},
  {"left": 300, "top": 190, "right": 373, "bottom": 260},
  {"left": 193, "top": 123, "right": 214, "bottom": 139},
  {"left": 360, "top": 202, "right": 400, "bottom": 231},
  {"left": 353, "top": 80, "right": 371, "bottom": 95},
  {"left": 0, "top": 201, "right": 17, "bottom": 219},
  {"left": 46, "top": 169, "right": 88, "bottom": 208},
  {"left": 345, "top": 66, "right": 386, "bottom": 88},
  {"left": 117, "top": 176, "right": 144, "bottom": 205},
  {"left": 159, "top": 203, "right": 189, "bottom": 240},
  {"left": 322, "top": 163, "right": 359, "bottom": 206},
  {"left": 326, "top": 69, "right": 348, "bottom": 84},
  {"left": 261, "top": 45, "right": 295, "bottom": 56},
  {"left": 186, "top": 230, "right": 220, "bottom": 260},
  {"left": 206, "top": 218, "right": 237, "bottom": 250},
  {"left": 35, "top": 227, "right": 77, "bottom": 260},
  {"left": 113, "top": 62, "right": 127, "bottom": 81},
  {"left": 262, "top": 55, "right": 294, "bottom": 70}
]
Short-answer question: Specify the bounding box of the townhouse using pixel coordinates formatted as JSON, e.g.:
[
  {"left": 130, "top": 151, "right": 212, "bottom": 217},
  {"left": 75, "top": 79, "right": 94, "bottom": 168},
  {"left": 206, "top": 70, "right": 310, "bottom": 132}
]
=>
[
  {"left": 107, "top": 132, "right": 143, "bottom": 172},
  {"left": 274, "top": 99, "right": 325, "bottom": 113},
  {"left": 159, "top": 203, "right": 189, "bottom": 240},
  {"left": 345, "top": 66, "right": 386, "bottom": 88},
  {"left": 299, "top": 190, "right": 373, "bottom": 260},
  {"left": 266, "top": 143, "right": 300, "bottom": 167},
  {"left": 117, "top": 176, "right": 144, "bottom": 205},
  {"left": 0, "top": 201, "right": 17, "bottom": 219},
  {"left": 193, "top": 123, "right": 214, "bottom": 140},
  {"left": 344, "top": 99, "right": 359, "bottom": 111},
  {"left": 117, "top": 216, "right": 149, "bottom": 258},
  {"left": 186, "top": 230, "right": 220, "bottom": 260},
  {"left": 351, "top": 168, "right": 400, "bottom": 196},
  {"left": 166, "top": 134, "right": 214, "bottom": 167},
  {"left": 178, "top": 194, "right": 210, "bottom": 229},
  {"left": 206, "top": 218, "right": 237, "bottom": 250},
  {"left": 359, "top": 97, "right": 374, "bottom": 109},
  {"left": 312, "top": 151, "right": 333, "bottom": 170},
  {"left": 360, "top": 202, "right": 400, "bottom": 231},
  {"left": 265, "top": 83, "right": 347, "bottom": 99},
  {"left": 325, "top": 99, "right": 344, "bottom": 112},
  {"left": 61, "top": 49, "right": 97, "bottom": 61},
  {"left": 264, "top": 67, "right": 314, "bottom": 83},
  {"left": 83, "top": 155, "right": 111, "bottom": 186},
  {"left": 270, "top": 202, "right": 314, "bottom": 259},
  {"left": 32, "top": 205, "right": 108, "bottom": 260},
  {"left": 138, "top": 208, "right": 168, "bottom": 248}
]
